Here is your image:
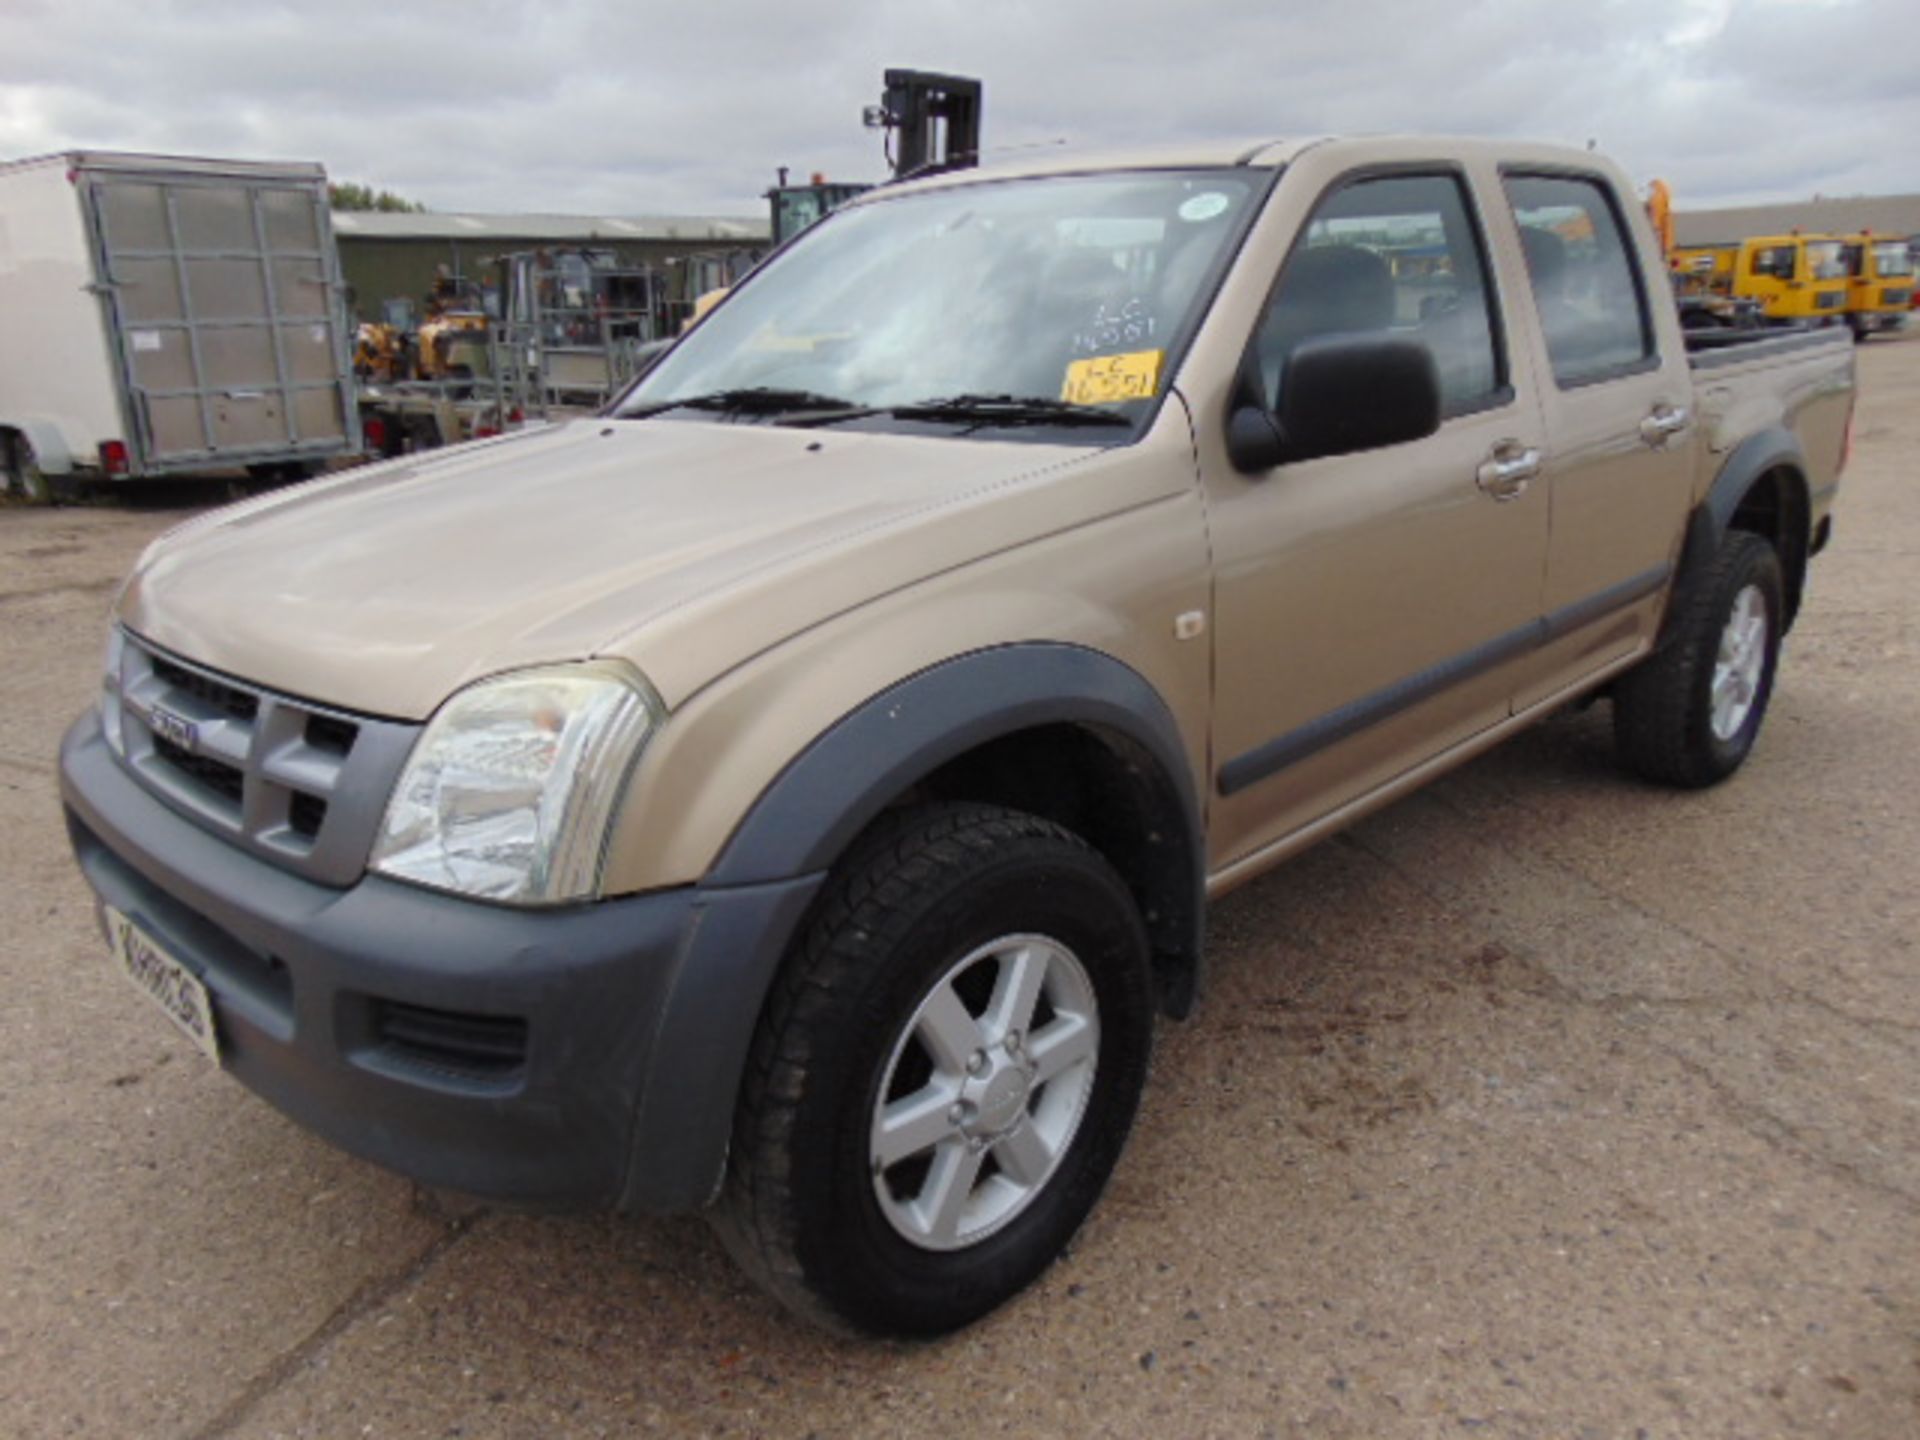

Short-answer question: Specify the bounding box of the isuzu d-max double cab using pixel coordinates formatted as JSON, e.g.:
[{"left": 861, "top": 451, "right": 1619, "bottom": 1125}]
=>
[{"left": 60, "top": 136, "right": 1853, "bottom": 1336}]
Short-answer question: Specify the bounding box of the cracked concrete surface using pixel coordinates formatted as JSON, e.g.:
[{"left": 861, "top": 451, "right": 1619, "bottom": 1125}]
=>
[{"left": 2, "top": 338, "right": 1916, "bottom": 1438}]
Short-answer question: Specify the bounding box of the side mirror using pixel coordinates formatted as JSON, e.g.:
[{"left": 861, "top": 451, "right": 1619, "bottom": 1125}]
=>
[{"left": 1226, "top": 334, "right": 1443, "bottom": 474}]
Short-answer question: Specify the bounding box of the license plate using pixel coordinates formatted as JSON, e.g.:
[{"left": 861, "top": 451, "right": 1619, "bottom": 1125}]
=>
[{"left": 105, "top": 907, "right": 221, "bottom": 1063}]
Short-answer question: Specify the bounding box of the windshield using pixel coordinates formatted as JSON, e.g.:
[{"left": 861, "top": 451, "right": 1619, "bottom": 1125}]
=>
[
  {"left": 1872, "top": 241, "right": 1915, "bottom": 278},
  {"left": 1805, "top": 241, "right": 1847, "bottom": 280},
  {"left": 616, "top": 170, "right": 1262, "bottom": 431}
]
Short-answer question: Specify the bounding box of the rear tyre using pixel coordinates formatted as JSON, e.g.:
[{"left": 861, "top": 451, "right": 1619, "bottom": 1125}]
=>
[
  {"left": 2, "top": 432, "right": 53, "bottom": 505},
  {"left": 713, "top": 802, "right": 1155, "bottom": 1337},
  {"left": 1613, "top": 531, "right": 1784, "bottom": 788}
]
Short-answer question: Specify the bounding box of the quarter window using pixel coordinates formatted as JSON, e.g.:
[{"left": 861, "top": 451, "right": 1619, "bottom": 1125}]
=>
[
  {"left": 1505, "top": 174, "right": 1654, "bottom": 388},
  {"left": 1254, "top": 172, "right": 1505, "bottom": 419}
]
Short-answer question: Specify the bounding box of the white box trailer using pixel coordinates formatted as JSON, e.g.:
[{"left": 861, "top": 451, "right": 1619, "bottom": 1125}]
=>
[{"left": 0, "top": 150, "right": 359, "bottom": 491}]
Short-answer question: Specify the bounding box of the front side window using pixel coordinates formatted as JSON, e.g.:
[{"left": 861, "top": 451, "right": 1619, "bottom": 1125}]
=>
[
  {"left": 1252, "top": 172, "right": 1505, "bottom": 418},
  {"left": 1872, "top": 241, "right": 1915, "bottom": 278},
  {"left": 1806, "top": 241, "right": 1847, "bottom": 280},
  {"left": 617, "top": 170, "right": 1261, "bottom": 437},
  {"left": 1505, "top": 173, "right": 1653, "bottom": 388},
  {"left": 1750, "top": 246, "right": 1796, "bottom": 280}
]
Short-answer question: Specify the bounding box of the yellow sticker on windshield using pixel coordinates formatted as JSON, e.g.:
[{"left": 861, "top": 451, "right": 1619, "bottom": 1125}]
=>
[{"left": 1062, "top": 349, "right": 1163, "bottom": 405}]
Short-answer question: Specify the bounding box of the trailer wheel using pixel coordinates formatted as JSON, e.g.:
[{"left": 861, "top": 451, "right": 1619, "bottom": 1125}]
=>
[{"left": 2, "top": 431, "right": 54, "bottom": 505}]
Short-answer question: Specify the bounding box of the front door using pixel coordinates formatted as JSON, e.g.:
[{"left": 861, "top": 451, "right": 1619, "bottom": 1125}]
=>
[{"left": 1203, "top": 165, "right": 1550, "bottom": 870}]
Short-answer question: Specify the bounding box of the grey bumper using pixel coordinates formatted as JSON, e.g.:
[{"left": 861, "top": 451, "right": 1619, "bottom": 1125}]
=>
[{"left": 60, "top": 710, "right": 823, "bottom": 1213}]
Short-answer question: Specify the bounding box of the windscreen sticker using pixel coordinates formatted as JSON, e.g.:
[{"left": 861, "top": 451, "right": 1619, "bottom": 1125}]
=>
[
  {"left": 1062, "top": 349, "right": 1164, "bottom": 405},
  {"left": 130, "top": 330, "right": 162, "bottom": 352},
  {"left": 1178, "top": 192, "right": 1232, "bottom": 223},
  {"left": 1074, "top": 297, "right": 1156, "bottom": 355}
]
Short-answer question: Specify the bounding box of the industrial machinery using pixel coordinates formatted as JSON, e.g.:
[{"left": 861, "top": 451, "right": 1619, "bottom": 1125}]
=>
[
  {"left": 765, "top": 69, "right": 983, "bottom": 246},
  {"left": 351, "top": 67, "right": 986, "bottom": 456},
  {"left": 1837, "top": 232, "right": 1915, "bottom": 338},
  {"left": 414, "top": 270, "right": 492, "bottom": 380},
  {"left": 1646, "top": 180, "right": 1858, "bottom": 330},
  {"left": 495, "top": 247, "right": 664, "bottom": 411},
  {"left": 1728, "top": 234, "right": 1853, "bottom": 324}
]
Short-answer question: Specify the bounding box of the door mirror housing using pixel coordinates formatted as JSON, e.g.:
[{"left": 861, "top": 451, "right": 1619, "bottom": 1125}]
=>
[{"left": 1225, "top": 334, "right": 1443, "bottom": 474}]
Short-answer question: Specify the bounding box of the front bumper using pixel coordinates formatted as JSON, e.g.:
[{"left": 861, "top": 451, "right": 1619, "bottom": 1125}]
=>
[{"left": 60, "top": 710, "right": 822, "bottom": 1213}]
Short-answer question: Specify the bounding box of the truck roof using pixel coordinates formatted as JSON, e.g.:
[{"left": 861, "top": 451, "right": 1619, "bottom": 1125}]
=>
[{"left": 871, "top": 134, "right": 1628, "bottom": 199}]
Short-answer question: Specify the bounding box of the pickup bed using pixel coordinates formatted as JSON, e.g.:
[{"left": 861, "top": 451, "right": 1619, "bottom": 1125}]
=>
[{"left": 59, "top": 135, "right": 1852, "bottom": 1336}]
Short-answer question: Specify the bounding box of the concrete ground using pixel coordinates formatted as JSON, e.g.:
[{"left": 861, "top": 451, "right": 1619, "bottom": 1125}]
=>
[{"left": 3, "top": 336, "right": 1916, "bottom": 1440}]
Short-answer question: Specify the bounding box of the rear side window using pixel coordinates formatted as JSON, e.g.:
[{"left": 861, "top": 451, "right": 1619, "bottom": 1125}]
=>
[
  {"left": 1750, "top": 245, "right": 1797, "bottom": 280},
  {"left": 1256, "top": 172, "right": 1506, "bottom": 418},
  {"left": 1504, "top": 174, "right": 1654, "bottom": 388}
]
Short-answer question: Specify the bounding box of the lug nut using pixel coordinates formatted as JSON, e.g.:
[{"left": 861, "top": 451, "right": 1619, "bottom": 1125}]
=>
[
  {"left": 947, "top": 1102, "right": 968, "bottom": 1126},
  {"left": 967, "top": 1049, "right": 989, "bottom": 1075},
  {"left": 1005, "top": 1030, "right": 1023, "bottom": 1054}
]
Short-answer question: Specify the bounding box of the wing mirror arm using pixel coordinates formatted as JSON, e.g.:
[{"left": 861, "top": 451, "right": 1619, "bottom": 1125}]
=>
[
  {"left": 1225, "top": 353, "right": 1289, "bottom": 474},
  {"left": 1226, "top": 403, "right": 1289, "bottom": 474}
]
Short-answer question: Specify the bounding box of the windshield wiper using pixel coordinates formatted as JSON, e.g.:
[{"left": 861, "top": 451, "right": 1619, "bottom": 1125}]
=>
[
  {"left": 623, "top": 387, "right": 871, "bottom": 420},
  {"left": 887, "top": 394, "right": 1134, "bottom": 428}
]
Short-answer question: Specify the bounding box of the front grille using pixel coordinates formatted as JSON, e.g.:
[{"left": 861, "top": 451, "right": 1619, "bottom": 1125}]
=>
[
  {"left": 105, "top": 631, "right": 418, "bottom": 886},
  {"left": 305, "top": 713, "right": 358, "bottom": 756},
  {"left": 287, "top": 791, "right": 329, "bottom": 839},
  {"left": 371, "top": 1000, "right": 529, "bottom": 1081},
  {"left": 150, "top": 654, "right": 260, "bottom": 722},
  {"left": 153, "top": 733, "right": 244, "bottom": 807},
  {"left": 1884, "top": 288, "right": 1910, "bottom": 308}
]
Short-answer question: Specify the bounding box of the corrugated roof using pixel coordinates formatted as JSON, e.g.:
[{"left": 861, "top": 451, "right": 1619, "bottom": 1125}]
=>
[
  {"left": 1674, "top": 194, "right": 1920, "bottom": 246},
  {"left": 329, "top": 210, "right": 769, "bottom": 243}
]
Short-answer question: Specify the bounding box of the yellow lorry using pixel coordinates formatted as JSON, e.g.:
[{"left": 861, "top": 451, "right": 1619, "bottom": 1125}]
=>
[
  {"left": 1838, "top": 233, "right": 1915, "bottom": 338},
  {"left": 1669, "top": 234, "right": 1850, "bottom": 326}
]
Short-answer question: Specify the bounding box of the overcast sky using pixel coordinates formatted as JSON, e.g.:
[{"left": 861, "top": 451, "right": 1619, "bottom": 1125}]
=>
[{"left": 3, "top": 0, "right": 1915, "bottom": 218}]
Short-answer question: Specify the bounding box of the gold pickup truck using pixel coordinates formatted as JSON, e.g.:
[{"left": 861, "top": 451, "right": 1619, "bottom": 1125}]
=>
[{"left": 60, "top": 136, "right": 1854, "bottom": 1336}]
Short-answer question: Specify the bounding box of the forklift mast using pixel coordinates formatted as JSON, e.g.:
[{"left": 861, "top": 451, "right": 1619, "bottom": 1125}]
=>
[
  {"left": 766, "top": 68, "right": 983, "bottom": 248},
  {"left": 866, "top": 69, "right": 984, "bottom": 179}
]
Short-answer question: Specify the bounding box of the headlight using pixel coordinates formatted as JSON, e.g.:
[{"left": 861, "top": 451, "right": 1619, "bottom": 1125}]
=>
[{"left": 370, "top": 661, "right": 661, "bottom": 905}]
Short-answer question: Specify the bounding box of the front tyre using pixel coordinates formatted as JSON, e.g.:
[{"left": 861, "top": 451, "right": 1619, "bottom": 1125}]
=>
[
  {"left": 1613, "top": 531, "right": 1784, "bottom": 787},
  {"left": 713, "top": 802, "right": 1155, "bottom": 1337}
]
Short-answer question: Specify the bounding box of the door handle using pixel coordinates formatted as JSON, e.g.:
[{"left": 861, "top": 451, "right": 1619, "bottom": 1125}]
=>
[
  {"left": 1476, "top": 444, "right": 1541, "bottom": 501},
  {"left": 1639, "top": 404, "right": 1691, "bottom": 447}
]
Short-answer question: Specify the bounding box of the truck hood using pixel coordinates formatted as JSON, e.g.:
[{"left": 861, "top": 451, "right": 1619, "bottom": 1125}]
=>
[{"left": 120, "top": 420, "right": 1106, "bottom": 720}]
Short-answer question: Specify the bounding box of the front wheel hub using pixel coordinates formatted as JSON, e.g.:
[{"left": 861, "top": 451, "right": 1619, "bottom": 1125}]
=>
[
  {"left": 963, "top": 1055, "right": 1036, "bottom": 1137},
  {"left": 868, "top": 933, "right": 1101, "bottom": 1252}
]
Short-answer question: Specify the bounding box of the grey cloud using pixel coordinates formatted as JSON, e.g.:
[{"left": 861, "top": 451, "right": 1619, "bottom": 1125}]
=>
[{"left": 3, "top": 0, "right": 1915, "bottom": 216}]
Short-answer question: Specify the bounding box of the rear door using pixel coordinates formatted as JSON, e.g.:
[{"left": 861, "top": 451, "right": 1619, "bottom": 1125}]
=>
[
  {"left": 84, "top": 169, "right": 355, "bottom": 472},
  {"left": 1498, "top": 169, "right": 1694, "bottom": 709}
]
